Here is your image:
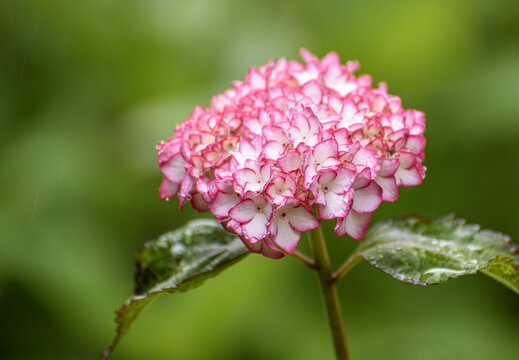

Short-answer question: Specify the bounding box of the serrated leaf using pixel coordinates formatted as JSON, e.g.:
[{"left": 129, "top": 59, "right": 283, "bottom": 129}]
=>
[
  {"left": 102, "top": 219, "right": 249, "bottom": 359},
  {"left": 357, "top": 215, "right": 519, "bottom": 293}
]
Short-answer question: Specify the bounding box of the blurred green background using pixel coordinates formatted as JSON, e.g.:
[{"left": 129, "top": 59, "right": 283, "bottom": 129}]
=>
[{"left": 1, "top": 0, "right": 519, "bottom": 359}]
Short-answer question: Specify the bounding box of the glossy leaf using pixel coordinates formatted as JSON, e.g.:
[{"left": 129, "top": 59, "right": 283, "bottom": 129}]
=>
[
  {"left": 357, "top": 215, "right": 519, "bottom": 293},
  {"left": 102, "top": 219, "right": 249, "bottom": 359}
]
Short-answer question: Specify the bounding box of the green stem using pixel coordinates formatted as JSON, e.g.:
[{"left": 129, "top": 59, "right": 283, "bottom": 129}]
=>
[
  {"left": 332, "top": 253, "right": 362, "bottom": 283},
  {"left": 308, "top": 227, "right": 350, "bottom": 360},
  {"left": 291, "top": 249, "right": 317, "bottom": 269}
]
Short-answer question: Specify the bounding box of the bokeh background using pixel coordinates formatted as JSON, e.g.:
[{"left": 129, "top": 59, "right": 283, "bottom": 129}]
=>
[{"left": 1, "top": 0, "right": 519, "bottom": 359}]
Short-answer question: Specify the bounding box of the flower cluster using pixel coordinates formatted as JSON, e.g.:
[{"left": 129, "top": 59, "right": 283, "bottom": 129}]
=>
[{"left": 157, "top": 49, "right": 426, "bottom": 259}]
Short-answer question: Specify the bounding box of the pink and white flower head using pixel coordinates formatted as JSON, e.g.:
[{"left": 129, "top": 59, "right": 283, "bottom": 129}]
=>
[{"left": 157, "top": 49, "right": 426, "bottom": 259}]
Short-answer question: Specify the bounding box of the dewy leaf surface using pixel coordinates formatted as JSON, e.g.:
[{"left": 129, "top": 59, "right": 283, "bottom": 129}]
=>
[
  {"left": 102, "top": 219, "right": 249, "bottom": 359},
  {"left": 357, "top": 215, "right": 519, "bottom": 293}
]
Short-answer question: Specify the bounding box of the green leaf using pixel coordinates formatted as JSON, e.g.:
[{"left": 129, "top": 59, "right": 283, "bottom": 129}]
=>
[
  {"left": 102, "top": 219, "right": 249, "bottom": 359},
  {"left": 357, "top": 215, "right": 519, "bottom": 293}
]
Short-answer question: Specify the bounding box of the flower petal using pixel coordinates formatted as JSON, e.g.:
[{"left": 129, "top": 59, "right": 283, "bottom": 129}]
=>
[
  {"left": 328, "top": 167, "right": 356, "bottom": 194},
  {"left": 265, "top": 174, "right": 297, "bottom": 205},
  {"left": 353, "top": 168, "right": 372, "bottom": 189},
  {"left": 247, "top": 67, "right": 266, "bottom": 90},
  {"left": 395, "top": 165, "right": 422, "bottom": 186},
  {"left": 377, "top": 158, "right": 399, "bottom": 177},
  {"left": 352, "top": 147, "right": 379, "bottom": 177},
  {"left": 314, "top": 138, "right": 339, "bottom": 164},
  {"left": 159, "top": 178, "right": 179, "bottom": 200},
  {"left": 279, "top": 152, "right": 302, "bottom": 173},
  {"left": 191, "top": 193, "right": 211, "bottom": 212},
  {"left": 375, "top": 175, "right": 399, "bottom": 202},
  {"left": 242, "top": 213, "right": 269, "bottom": 240},
  {"left": 287, "top": 203, "right": 321, "bottom": 232},
  {"left": 335, "top": 211, "right": 373, "bottom": 240},
  {"left": 270, "top": 215, "right": 301, "bottom": 254},
  {"left": 301, "top": 80, "right": 322, "bottom": 104},
  {"left": 234, "top": 167, "right": 263, "bottom": 193},
  {"left": 352, "top": 181, "right": 382, "bottom": 213},
  {"left": 405, "top": 135, "right": 426, "bottom": 154},
  {"left": 210, "top": 188, "right": 241, "bottom": 218},
  {"left": 263, "top": 141, "right": 285, "bottom": 160},
  {"left": 240, "top": 237, "right": 261, "bottom": 253},
  {"left": 319, "top": 191, "right": 352, "bottom": 219},
  {"left": 229, "top": 199, "right": 257, "bottom": 223},
  {"left": 261, "top": 237, "right": 285, "bottom": 259},
  {"left": 160, "top": 154, "right": 186, "bottom": 184}
]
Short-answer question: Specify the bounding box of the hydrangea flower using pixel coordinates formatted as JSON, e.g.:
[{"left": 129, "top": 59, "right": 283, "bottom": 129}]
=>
[{"left": 157, "top": 49, "right": 426, "bottom": 259}]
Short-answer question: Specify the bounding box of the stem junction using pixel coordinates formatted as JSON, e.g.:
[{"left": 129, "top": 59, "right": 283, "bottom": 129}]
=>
[{"left": 307, "top": 227, "right": 351, "bottom": 360}]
